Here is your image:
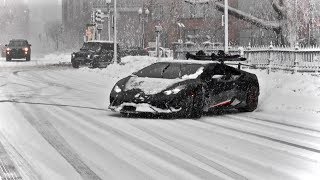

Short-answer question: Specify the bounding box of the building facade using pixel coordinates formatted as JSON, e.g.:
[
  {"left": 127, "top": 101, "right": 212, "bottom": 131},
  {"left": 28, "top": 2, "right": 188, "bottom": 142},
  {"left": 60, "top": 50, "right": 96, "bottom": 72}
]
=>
[
  {"left": 62, "top": 0, "right": 316, "bottom": 49},
  {"left": 62, "top": 0, "right": 145, "bottom": 49}
]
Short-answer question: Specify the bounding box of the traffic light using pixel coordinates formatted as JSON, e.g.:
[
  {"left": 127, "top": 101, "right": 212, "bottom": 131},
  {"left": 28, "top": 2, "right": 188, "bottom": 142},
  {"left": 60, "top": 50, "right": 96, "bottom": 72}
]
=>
[{"left": 95, "top": 9, "right": 105, "bottom": 23}]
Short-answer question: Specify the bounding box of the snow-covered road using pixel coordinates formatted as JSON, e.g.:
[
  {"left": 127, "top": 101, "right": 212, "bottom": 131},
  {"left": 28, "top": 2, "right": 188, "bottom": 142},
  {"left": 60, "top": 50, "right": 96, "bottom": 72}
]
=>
[{"left": 0, "top": 56, "right": 320, "bottom": 180}]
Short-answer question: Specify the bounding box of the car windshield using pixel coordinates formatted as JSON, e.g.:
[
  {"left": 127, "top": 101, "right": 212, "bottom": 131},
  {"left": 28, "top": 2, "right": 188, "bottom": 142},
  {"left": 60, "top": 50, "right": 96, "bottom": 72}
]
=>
[
  {"left": 80, "top": 43, "right": 101, "bottom": 51},
  {"left": 134, "top": 62, "right": 204, "bottom": 79},
  {"left": 9, "top": 41, "right": 28, "bottom": 47}
]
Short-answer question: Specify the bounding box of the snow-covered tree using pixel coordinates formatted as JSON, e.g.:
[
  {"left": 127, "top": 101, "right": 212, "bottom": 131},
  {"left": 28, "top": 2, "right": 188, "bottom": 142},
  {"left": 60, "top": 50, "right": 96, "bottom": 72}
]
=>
[{"left": 214, "top": 0, "right": 312, "bottom": 46}]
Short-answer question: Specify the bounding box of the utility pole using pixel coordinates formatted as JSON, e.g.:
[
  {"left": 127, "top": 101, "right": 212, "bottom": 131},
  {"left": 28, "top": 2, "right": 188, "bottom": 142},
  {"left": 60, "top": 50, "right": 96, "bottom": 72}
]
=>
[
  {"left": 224, "top": 0, "right": 229, "bottom": 54},
  {"left": 113, "top": 0, "right": 117, "bottom": 63},
  {"left": 108, "top": 9, "right": 111, "bottom": 41}
]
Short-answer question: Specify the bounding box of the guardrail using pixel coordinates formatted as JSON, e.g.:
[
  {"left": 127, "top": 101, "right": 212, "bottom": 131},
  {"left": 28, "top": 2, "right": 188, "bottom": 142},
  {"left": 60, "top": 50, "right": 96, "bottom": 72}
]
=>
[{"left": 175, "top": 44, "right": 320, "bottom": 73}]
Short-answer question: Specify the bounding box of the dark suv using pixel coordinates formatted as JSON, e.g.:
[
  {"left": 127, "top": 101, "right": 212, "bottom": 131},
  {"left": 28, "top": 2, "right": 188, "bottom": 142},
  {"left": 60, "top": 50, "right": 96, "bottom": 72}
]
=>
[
  {"left": 71, "top": 41, "right": 120, "bottom": 68},
  {"left": 5, "top": 39, "right": 31, "bottom": 61}
]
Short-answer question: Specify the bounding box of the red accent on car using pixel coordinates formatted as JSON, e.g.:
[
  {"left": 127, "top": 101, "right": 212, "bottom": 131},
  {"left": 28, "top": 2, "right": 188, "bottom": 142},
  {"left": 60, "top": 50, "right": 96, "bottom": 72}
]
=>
[{"left": 210, "top": 100, "right": 232, "bottom": 108}]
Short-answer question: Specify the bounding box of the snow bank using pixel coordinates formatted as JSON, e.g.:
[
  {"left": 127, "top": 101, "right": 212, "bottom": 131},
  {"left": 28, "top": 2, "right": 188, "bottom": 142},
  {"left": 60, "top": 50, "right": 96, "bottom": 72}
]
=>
[
  {"left": 247, "top": 69, "right": 320, "bottom": 116},
  {"left": 0, "top": 53, "right": 71, "bottom": 68}
]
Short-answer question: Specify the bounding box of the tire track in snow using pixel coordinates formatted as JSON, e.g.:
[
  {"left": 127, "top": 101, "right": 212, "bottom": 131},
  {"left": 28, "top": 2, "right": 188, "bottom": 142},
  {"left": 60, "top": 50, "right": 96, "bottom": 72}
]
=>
[
  {"left": 48, "top": 105, "right": 166, "bottom": 180},
  {"left": 64, "top": 107, "right": 230, "bottom": 180},
  {"left": 134, "top": 120, "right": 301, "bottom": 180},
  {"left": 0, "top": 131, "right": 40, "bottom": 180},
  {"left": 14, "top": 103, "right": 102, "bottom": 180},
  {"left": 130, "top": 124, "right": 248, "bottom": 180},
  {"left": 234, "top": 114, "right": 320, "bottom": 134},
  {"left": 199, "top": 118, "right": 320, "bottom": 154},
  {"left": 179, "top": 118, "right": 320, "bottom": 163}
]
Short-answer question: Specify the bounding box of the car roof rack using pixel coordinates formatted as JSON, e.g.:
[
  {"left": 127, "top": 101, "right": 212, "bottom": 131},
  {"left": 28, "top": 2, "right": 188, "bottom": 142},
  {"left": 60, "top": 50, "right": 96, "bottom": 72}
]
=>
[{"left": 186, "top": 50, "right": 246, "bottom": 62}]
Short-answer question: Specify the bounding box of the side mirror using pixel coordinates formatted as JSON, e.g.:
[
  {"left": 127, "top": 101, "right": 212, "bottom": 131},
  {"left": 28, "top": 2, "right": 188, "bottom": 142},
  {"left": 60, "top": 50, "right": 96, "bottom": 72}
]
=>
[
  {"left": 5, "top": 44, "right": 7, "bottom": 47},
  {"left": 29, "top": 44, "right": 32, "bottom": 47}
]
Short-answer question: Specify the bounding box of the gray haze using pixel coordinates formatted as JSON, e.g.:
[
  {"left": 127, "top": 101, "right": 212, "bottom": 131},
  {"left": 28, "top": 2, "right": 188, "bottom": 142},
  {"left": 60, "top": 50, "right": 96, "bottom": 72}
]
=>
[{"left": 0, "top": 0, "right": 62, "bottom": 54}]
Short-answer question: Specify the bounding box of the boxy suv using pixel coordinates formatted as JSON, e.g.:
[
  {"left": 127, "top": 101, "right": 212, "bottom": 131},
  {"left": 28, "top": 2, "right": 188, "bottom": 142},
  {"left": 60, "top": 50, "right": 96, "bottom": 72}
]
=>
[
  {"left": 71, "top": 41, "right": 120, "bottom": 68},
  {"left": 5, "top": 39, "right": 31, "bottom": 61}
]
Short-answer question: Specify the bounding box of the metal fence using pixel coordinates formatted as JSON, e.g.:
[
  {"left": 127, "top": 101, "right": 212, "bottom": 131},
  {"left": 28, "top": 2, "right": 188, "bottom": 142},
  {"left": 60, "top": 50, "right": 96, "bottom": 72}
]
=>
[{"left": 175, "top": 44, "right": 320, "bottom": 73}]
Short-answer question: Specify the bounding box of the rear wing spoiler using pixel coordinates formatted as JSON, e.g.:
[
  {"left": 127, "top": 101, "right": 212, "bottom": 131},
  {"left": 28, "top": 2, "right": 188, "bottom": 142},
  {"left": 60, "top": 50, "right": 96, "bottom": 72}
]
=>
[
  {"left": 186, "top": 50, "right": 246, "bottom": 62},
  {"left": 225, "top": 63, "right": 257, "bottom": 69}
]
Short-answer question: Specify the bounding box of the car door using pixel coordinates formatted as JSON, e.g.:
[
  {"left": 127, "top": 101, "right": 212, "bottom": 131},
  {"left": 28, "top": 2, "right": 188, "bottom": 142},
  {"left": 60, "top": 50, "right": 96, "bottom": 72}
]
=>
[
  {"left": 221, "top": 65, "right": 243, "bottom": 101},
  {"left": 202, "top": 64, "right": 239, "bottom": 108}
]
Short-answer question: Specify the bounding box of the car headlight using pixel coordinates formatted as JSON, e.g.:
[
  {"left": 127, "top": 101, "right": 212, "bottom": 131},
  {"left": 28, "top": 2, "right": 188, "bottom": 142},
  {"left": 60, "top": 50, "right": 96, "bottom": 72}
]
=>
[
  {"left": 24, "top": 47, "right": 29, "bottom": 51},
  {"left": 163, "top": 86, "right": 185, "bottom": 95},
  {"left": 113, "top": 85, "right": 122, "bottom": 93},
  {"left": 6, "top": 48, "right": 11, "bottom": 51},
  {"left": 72, "top": 53, "right": 75, "bottom": 58},
  {"left": 87, "top": 54, "right": 91, "bottom": 58}
]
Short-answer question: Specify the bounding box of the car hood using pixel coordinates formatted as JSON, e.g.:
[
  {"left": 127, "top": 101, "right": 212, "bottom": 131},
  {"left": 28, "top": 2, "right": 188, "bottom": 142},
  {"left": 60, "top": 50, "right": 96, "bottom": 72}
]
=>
[{"left": 123, "top": 76, "right": 194, "bottom": 95}]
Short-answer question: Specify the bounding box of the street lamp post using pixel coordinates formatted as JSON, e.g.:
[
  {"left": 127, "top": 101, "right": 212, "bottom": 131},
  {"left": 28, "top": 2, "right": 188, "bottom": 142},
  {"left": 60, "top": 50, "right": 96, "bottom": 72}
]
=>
[
  {"left": 138, "top": 7, "right": 150, "bottom": 49},
  {"left": 114, "top": 0, "right": 117, "bottom": 63},
  {"left": 224, "top": 0, "right": 229, "bottom": 54}
]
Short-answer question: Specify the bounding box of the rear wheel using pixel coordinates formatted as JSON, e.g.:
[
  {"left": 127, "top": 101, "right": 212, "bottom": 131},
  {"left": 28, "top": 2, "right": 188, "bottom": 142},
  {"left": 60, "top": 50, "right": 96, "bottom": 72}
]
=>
[
  {"left": 91, "top": 61, "right": 99, "bottom": 68},
  {"left": 238, "top": 85, "right": 259, "bottom": 112}
]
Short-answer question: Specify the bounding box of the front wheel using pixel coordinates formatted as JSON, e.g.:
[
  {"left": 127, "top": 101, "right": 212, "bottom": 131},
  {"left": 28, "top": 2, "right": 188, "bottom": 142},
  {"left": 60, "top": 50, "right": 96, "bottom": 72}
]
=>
[
  {"left": 91, "top": 61, "right": 99, "bottom": 68},
  {"left": 72, "top": 61, "right": 80, "bottom": 68},
  {"left": 185, "top": 87, "right": 205, "bottom": 119},
  {"left": 238, "top": 85, "right": 259, "bottom": 112},
  {"left": 26, "top": 55, "right": 31, "bottom": 61},
  {"left": 6, "top": 57, "right": 11, "bottom": 61}
]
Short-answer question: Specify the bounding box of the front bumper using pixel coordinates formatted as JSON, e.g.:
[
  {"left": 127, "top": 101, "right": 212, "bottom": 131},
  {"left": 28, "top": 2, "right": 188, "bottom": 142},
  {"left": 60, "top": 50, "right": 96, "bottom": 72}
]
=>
[
  {"left": 109, "top": 102, "right": 182, "bottom": 114},
  {"left": 7, "top": 49, "right": 29, "bottom": 58},
  {"left": 71, "top": 57, "right": 93, "bottom": 65},
  {"left": 109, "top": 93, "right": 187, "bottom": 114}
]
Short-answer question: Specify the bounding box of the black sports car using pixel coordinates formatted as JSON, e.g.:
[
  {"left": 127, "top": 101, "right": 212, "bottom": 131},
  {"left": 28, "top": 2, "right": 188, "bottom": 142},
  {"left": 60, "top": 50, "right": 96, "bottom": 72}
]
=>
[{"left": 109, "top": 54, "right": 259, "bottom": 118}]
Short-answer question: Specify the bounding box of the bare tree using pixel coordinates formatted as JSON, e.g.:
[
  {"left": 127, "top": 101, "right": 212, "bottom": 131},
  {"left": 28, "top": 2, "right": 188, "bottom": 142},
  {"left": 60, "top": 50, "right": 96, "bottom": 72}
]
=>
[{"left": 214, "top": 0, "right": 311, "bottom": 46}]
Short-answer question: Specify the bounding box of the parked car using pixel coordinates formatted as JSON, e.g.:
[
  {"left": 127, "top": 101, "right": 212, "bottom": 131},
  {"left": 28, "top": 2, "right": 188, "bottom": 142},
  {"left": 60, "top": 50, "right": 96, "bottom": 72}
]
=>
[
  {"left": 5, "top": 39, "right": 31, "bottom": 61},
  {"left": 109, "top": 51, "right": 260, "bottom": 118},
  {"left": 71, "top": 41, "right": 120, "bottom": 68}
]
